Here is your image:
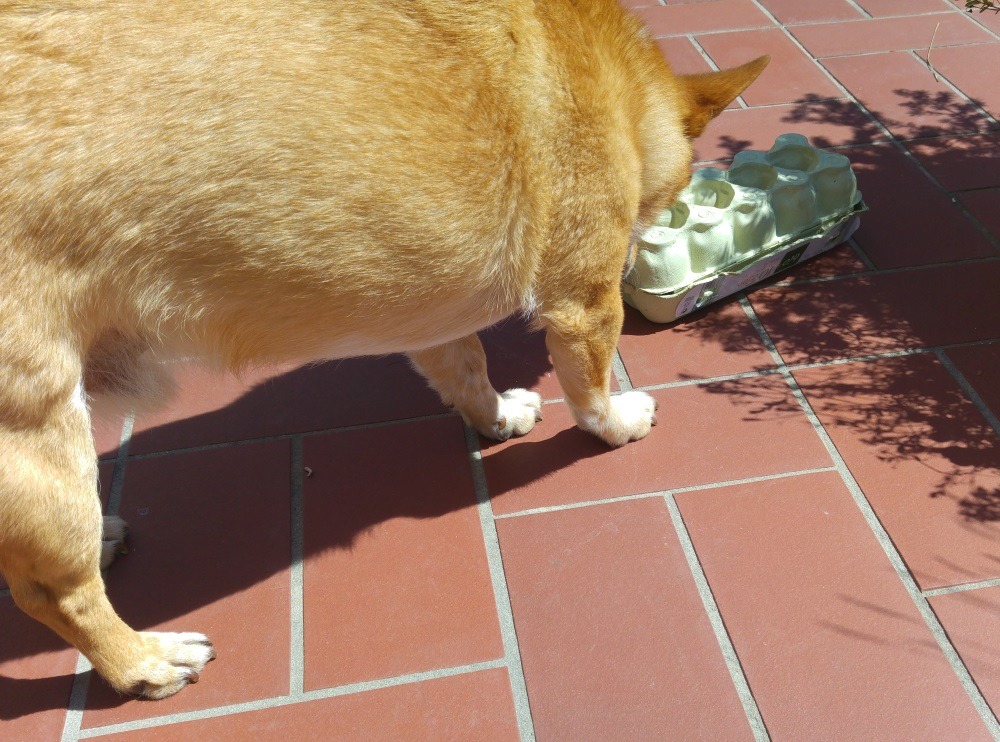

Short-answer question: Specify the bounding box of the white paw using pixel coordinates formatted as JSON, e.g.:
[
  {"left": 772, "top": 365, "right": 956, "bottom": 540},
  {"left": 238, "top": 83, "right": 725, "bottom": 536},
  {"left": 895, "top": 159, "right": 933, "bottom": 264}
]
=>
[
  {"left": 100, "top": 515, "right": 129, "bottom": 570},
  {"left": 582, "top": 391, "right": 658, "bottom": 447},
  {"left": 127, "top": 632, "right": 216, "bottom": 699},
  {"left": 487, "top": 388, "right": 543, "bottom": 441}
]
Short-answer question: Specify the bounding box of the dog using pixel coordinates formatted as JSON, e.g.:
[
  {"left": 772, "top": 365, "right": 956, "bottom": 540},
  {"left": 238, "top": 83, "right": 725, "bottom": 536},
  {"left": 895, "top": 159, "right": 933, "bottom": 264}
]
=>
[{"left": 0, "top": 0, "right": 767, "bottom": 699}]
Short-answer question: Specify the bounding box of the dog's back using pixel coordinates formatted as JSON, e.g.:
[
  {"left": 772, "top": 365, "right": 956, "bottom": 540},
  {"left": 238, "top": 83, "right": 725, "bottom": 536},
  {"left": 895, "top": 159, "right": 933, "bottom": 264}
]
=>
[{"left": 0, "top": 1, "right": 557, "bottom": 375}]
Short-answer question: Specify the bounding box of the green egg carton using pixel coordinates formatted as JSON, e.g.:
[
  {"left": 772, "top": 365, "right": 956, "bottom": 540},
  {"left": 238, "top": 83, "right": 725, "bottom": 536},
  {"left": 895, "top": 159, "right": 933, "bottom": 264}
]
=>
[{"left": 623, "top": 133, "right": 867, "bottom": 323}]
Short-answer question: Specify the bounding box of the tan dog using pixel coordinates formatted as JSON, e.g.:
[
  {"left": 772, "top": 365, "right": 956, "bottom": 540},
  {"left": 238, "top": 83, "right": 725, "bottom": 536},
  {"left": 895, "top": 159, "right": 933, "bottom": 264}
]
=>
[{"left": 0, "top": 0, "right": 766, "bottom": 699}]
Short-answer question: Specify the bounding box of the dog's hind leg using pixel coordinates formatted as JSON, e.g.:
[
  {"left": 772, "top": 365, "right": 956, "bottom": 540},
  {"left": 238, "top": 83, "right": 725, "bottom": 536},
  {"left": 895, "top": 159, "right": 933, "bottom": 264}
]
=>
[
  {"left": 408, "top": 333, "right": 542, "bottom": 441},
  {"left": 0, "top": 359, "right": 213, "bottom": 699}
]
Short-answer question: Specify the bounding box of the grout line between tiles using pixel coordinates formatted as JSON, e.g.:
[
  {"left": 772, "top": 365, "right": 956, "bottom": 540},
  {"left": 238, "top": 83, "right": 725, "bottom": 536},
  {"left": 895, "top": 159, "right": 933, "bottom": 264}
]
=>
[
  {"left": 463, "top": 424, "right": 536, "bottom": 742},
  {"left": 847, "top": 236, "right": 878, "bottom": 271},
  {"left": 289, "top": 436, "right": 305, "bottom": 696},
  {"left": 925, "top": 577, "right": 1000, "bottom": 598},
  {"left": 935, "top": 350, "right": 1000, "bottom": 437},
  {"left": 664, "top": 494, "right": 770, "bottom": 741},
  {"left": 739, "top": 295, "right": 1000, "bottom": 737},
  {"left": 126, "top": 411, "right": 459, "bottom": 460},
  {"left": 654, "top": 25, "right": 775, "bottom": 41},
  {"left": 658, "top": 6, "right": 992, "bottom": 37},
  {"left": 688, "top": 34, "right": 721, "bottom": 71},
  {"left": 768, "top": 8, "right": 990, "bottom": 33},
  {"left": 77, "top": 659, "right": 508, "bottom": 739},
  {"left": 842, "top": 0, "right": 874, "bottom": 19},
  {"left": 636, "top": 366, "right": 782, "bottom": 393},
  {"left": 779, "top": 7, "right": 982, "bottom": 29},
  {"left": 775, "top": 254, "right": 1000, "bottom": 287},
  {"left": 60, "top": 656, "right": 92, "bottom": 742},
  {"left": 61, "top": 412, "right": 136, "bottom": 742},
  {"left": 612, "top": 349, "right": 634, "bottom": 391},
  {"left": 105, "top": 413, "right": 135, "bottom": 518},
  {"left": 493, "top": 467, "right": 838, "bottom": 520}
]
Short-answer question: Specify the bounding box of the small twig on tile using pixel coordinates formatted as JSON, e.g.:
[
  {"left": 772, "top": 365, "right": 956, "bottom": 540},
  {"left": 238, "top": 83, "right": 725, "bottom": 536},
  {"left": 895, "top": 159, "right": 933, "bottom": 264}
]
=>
[{"left": 925, "top": 22, "right": 941, "bottom": 83}]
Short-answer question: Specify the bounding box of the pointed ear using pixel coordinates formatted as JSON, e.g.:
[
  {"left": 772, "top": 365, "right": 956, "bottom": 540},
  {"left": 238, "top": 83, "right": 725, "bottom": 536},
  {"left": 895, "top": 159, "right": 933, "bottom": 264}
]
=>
[{"left": 678, "top": 55, "right": 770, "bottom": 138}]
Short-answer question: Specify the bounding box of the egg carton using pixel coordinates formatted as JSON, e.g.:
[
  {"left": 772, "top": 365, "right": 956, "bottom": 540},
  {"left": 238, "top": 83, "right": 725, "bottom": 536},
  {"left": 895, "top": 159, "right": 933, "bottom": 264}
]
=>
[{"left": 623, "top": 134, "right": 866, "bottom": 323}]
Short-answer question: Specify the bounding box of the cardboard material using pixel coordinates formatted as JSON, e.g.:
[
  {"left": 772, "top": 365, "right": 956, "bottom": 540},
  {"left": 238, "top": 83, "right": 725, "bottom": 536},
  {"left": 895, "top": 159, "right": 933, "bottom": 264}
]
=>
[
  {"left": 623, "top": 203, "right": 865, "bottom": 323},
  {"left": 622, "top": 134, "right": 865, "bottom": 324}
]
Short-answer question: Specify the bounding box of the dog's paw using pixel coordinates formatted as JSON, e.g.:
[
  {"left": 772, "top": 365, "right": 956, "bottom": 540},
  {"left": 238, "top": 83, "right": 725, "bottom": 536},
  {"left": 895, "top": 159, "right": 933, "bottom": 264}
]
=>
[
  {"left": 581, "top": 391, "right": 658, "bottom": 447},
  {"left": 100, "top": 515, "right": 130, "bottom": 570},
  {"left": 485, "top": 388, "right": 542, "bottom": 441},
  {"left": 123, "top": 632, "right": 216, "bottom": 700}
]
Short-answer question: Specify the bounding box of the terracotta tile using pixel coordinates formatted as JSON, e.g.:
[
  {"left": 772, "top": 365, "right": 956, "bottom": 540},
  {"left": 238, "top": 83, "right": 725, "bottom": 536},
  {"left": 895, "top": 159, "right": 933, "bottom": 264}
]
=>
[
  {"left": 906, "top": 133, "right": 1000, "bottom": 192},
  {"left": 847, "top": 144, "right": 996, "bottom": 268},
  {"left": 959, "top": 187, "right": 1000, "bottom": 240},
  {"left": 129, "top": 357, "right": 447, "bottom": 455},
  {"left": 0, "top": 598, "right": 78, "bottom": 742},
  {"left": 757, "top": 0, "right": 864, "bottom": 24},
  {"left": 823, "top": 52, "right": 993, "bottom": 139},
  {"left": 794, "top": 355, "right": 1000, "bottom": 589},
  {"left": 696, "top": 29, "right": 842, "bottom": 106},
  {"left": 99, "top": 669, "right": 519, "bottom": 742},
  {"left": 917, "top": 43, "right": 1000, "bottom": 121},
  {"left": 656, "top": 36, "right": 716, "bottom": 75},
  {"left": 677, "top": 471, "right": 991, "bottom": 740},
  {"left": 633, "top": 0, "right": 773, "bottom": 37},
  {"left": 694, "top": 99, "right": 886, "bottom": 163},
  {"left": 791, "top": 13, "right": 992, "bottom": 58},
  {"left": 857, "top": 0, "right": 954, "bottom": 15},
  {"left": 750, "top": 261, "right": 1000, "bottom": 363},
  {"left": 929, "top": 587, "right": 1000, "bottom": 717},
  {"left": 945, "top": 341, "right": 1000, "bottom": 423},
  {"left": 617, "top": 301, "right": 775, "bottom": 387},
  {"left": 497, "top": 498, "right": 752, "bottom": 740},
  {"left": 302, "top": 417, "right": 502, "bottom": 690},
  {"left": 483, "top": 376, "right": 830, "bottom": 515},
  {"left": 480, "top": 317, "right": 618, "bottom": 401},
  {"left": 83, "top": 441, "right": 292, "bottom": 727}
]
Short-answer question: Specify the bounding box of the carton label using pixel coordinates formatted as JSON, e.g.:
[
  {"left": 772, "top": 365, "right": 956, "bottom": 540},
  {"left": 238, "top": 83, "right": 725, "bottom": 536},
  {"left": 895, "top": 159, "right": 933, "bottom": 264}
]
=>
[{"left": 676, "top": 283, "right": 707, "bottom": 318}]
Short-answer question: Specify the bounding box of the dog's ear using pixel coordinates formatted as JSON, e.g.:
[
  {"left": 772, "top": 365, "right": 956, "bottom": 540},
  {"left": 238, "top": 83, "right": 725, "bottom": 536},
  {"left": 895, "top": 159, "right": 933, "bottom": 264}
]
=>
[{"left": 677, "top": 55, "right": 770, "bottom": 138}]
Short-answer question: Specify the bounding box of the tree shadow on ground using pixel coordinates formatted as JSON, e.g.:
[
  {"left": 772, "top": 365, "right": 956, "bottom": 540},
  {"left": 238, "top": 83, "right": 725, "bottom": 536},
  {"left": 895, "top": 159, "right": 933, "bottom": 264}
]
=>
[{"left": 667, "top": 83, "right": 1000, "bottom": 507}]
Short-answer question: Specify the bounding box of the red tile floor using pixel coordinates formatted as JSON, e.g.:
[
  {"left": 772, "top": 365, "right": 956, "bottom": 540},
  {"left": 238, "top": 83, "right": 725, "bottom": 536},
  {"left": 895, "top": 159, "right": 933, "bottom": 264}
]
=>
[{"left": 3, "top": 0, "right": 1000, "bottom": 739}]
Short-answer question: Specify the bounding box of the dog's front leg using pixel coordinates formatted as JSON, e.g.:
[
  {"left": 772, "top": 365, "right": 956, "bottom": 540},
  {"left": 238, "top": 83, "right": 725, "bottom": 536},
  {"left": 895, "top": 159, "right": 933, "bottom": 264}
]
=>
[
  {"left": 541, "top": 275, "right": 657, "bottom": 447},
  {"left": 409, "top": 334, "right": 542, "bottom": 441},
  {"left": 0, "top": 377, "right": 214, "bottom": 699}
]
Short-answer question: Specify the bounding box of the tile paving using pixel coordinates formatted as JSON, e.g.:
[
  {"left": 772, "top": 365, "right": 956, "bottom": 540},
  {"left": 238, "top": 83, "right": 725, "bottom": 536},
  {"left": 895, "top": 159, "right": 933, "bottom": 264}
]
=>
[{"left": 3, "top": 0, "right": 999, "bottom": 739}]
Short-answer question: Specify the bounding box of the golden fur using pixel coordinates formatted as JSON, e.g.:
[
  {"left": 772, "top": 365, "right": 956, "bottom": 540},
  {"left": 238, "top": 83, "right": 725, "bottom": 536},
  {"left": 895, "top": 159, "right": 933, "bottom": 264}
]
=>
[{"left": 0, "top": 0, "right": 766, "bottom": 698}]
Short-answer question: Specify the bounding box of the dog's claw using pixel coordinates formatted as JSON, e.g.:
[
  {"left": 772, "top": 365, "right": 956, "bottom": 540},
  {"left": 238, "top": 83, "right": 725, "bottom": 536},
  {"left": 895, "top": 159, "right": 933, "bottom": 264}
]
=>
[{"left": 118, "top": 632, "right": 215, "bottom": 700}]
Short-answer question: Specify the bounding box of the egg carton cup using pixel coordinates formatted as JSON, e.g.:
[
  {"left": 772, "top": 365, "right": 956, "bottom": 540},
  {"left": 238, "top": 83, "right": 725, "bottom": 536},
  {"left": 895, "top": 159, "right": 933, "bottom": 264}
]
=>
[{"left": 623, "top": 133, "right": 867, "bottom": 324}]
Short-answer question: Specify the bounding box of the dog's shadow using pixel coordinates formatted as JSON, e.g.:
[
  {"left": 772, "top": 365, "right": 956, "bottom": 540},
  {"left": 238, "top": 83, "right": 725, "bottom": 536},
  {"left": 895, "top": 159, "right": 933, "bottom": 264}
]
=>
[{"left": 0, "top": 315, "right": 615, "bottom": 718}]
